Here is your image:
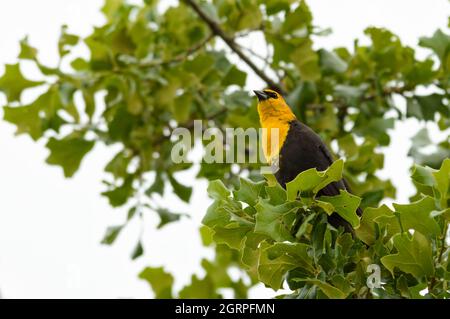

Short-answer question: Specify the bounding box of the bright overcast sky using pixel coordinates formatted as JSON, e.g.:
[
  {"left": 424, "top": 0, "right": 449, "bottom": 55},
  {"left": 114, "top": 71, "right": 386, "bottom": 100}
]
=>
[{"left": 0, "top": 0, "right": 449, "bottom": 298}]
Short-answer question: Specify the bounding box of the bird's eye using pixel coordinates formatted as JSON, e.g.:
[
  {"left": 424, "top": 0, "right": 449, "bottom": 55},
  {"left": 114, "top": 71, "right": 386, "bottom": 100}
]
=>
[{"left": 264, "top": 91, "right": 278, "bottom": 99}]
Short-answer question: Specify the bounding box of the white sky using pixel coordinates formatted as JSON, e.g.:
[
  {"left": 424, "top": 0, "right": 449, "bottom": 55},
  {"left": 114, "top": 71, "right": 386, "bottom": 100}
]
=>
[{"left": 0, "top": 0, "right": 449, "bottom": 298}]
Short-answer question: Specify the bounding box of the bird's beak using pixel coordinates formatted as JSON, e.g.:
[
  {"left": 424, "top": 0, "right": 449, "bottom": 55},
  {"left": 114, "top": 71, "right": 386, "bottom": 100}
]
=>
[{"left": 253, "top": 90, "right": 269, "bottom": 101}]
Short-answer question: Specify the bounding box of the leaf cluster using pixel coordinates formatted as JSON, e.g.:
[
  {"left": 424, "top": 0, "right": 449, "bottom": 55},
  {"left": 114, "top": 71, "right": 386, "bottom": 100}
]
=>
[{"left": 202, "top": 159, "right": 450, "bottom": 298}]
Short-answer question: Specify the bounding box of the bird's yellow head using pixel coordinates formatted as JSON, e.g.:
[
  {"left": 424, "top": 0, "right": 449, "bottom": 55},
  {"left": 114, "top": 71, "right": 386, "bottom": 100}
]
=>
[{"left": 254, "top": 89, "right": 296, "bottom": 123}]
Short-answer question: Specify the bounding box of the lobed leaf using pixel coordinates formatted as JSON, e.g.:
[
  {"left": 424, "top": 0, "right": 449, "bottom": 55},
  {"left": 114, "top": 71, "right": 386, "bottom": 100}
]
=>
[{"left": 381, "top": 232, "right": 434, "bottom": 278}]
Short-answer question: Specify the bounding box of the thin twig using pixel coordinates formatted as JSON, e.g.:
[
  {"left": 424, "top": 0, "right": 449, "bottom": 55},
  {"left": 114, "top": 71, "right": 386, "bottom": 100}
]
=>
[
  {"left": 183, "top": 0, "right": 285, "bottom": 94},
  {"left": 237, "top": 43, "right": 284, "bottom": 83},
  {"left": 305, "top": 86, "right": 408, "bottom": 112},
  {"left": 139, "top": 33, "right": 214, "bottom": 68},
  {"left": 363, "top": 86, "right": 409, "bottom": 101},
  {"left": 238, "top": 43, "right": 270, "bottom": 63},
  {"left": 429, "top": 223, "right": 449, "bottom": 291}
]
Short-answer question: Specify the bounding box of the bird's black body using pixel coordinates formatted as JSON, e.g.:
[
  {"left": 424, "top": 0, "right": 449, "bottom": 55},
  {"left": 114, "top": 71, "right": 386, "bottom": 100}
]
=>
[
  {"left": 254, "top": 89, "right": 362, "bottom": 233},
  {"left": 276, "top": 120, "right": 361, "bottom": 232}
]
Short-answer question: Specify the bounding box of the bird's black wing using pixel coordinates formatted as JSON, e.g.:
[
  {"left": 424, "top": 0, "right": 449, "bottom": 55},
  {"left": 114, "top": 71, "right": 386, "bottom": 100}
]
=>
[
  {"left": 276, "top": 120, "right": 359, "bottom": 232},
  {"left": 277, "top": 120, "right": 346, "bottom": 193}
]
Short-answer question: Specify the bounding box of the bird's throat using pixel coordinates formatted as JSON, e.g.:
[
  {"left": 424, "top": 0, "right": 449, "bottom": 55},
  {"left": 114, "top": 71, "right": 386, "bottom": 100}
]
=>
[{"left": 257, "top": 103, "right": 296, "bottom": 164}]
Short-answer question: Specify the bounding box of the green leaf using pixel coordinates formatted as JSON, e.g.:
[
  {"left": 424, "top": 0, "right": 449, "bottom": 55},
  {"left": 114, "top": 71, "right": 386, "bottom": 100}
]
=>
[
  {"left": 265, "top": 0, "right": 293, "bottom": 15},
  {"left": 179, "top": 275, "right": 220, "bottom": 299},
  {"left": 355, "top": 205, "right": 396, "bottom": 245},
  {"left": 356, "top": 118, "right": 395, "bottom": 146},
  {"left": 319, "top": 49, "right": 347, "bottom": 74},
  {"left": 57, "top": 82, "right": 79, "bottom": 120},
  {"left": 207, "top": 180, "right": 230, "bottom": 200},
  {"left": 101, "top": 176, "right": 134, "bottom": 207},
  {"left": 286, "top": 82, "right": 317, "bottom": 118},
  {"left": 406, "top": 99, "right": 424, "bottom": 120},
  {"left": 4, "top": 87, "right": 67, "bottom": 140},
  {"left": 139, "top": 267, "right": 174, "bottom": 299},
  {"left": 70, "top": 57, "right": 89, "bottom": 71},
  {"left": 381, "top": 232, "right": 434, "bottom": 278},
  {"left": 410, "top": 94, "right": 447, "bottom": 121},
  {"left": 101, "top": 225, "right": 123, "bottom": 245},
  {"left": 222, "top": 66, "right": 247, "bottom": 87},
  {"left": 183, "top": 53, "right": 215, "bottom": 79},
  {"left": 168, "top": 174, "right": 192, "bottom": 203},
  {"left": 127, "top": 206, "right": 137, "bottom": 220},
  {"left": 410, "top": 163, "right": 438, "bottom": 201},
  {"left": 330, "top": 275, "right": 355, "bottom": 297},
  {"left": 146, "top": 173, "right": 165, "bottom": 197},
  {"left": 410, "top": 127, "right": 432, "bottom": 148},
  {"left": 286, "top": 159, "right": 344, "bottom": 201},
  {"left": 18, "top": 37, "right": 38, "bottom": 60},
  {"left": 255, "top": 200, "right": 299, "bottom": 242},
  {"left": 200, "top": 226, "right": 214, "bottom": 246},
  {"left": 293, "top": 278, "right": 348, "bottom": 299},
  {"left": 131, "top": 241, "right": 144, "bottom": 260},
  {"left": 241, "top": 232, "right": 268, "bottom": 274},
  {"left": 396, "top": 275, "right": 412, "bottom": 298},
  {"left": 83, "top": 89, "right": 96, "bottom": 118},
  {"left": 432, "top": 158, "right": 450, "bottom": 209},
  {"left": 334, "top": 84, "right": 366, "bottom": 102},
  {"left": 108, "top": 96, "right": 137, "bottom": 135},
  {"left": 411, "top": 164, "right": 436, "bottom": 187},
  {"left": 431, "top": 207, "right": 450, "bottom": 222},
  {"left": 419, "top": 29, "right": 450, "bottom": 65},
  {"left": 101, "top": 0, "right": 123, "bottom": 20},
  {"left": 58, "top": 25, "right": 79, "bottom": 57},
  {"left": 319, "top": 190, "right": 361, "bottom": 228},
  {"left": 290, "top": 39, "right": 321, "bottom": 81},
  {"left": 3, "top": 102, "right": 42, "bottom": 140},
  {"left": 394, "top": 196, "right": 440, "bottom": 236},
  {"left": 156, "top": 208, "right": 184, "bottom": 229},
  {"left": 265, "top": 184, "right": 287, "bottom": 205},
  {"left": 313, "top": 200, "right": 334, "bottom": 215},
  {"left": 172, "top": 92, "right": 192, "bottom": 123},
  {"left": 46, "top": 133, "right": 95, "bottom": 177},
  {"left": 105, "top": 150, "right": 131, "bottom": 179},
  {"left": 221, "top": 0, "right": 262, "bottom": 31},
  {"left": 200, "top": 258, "right": 232, "bottom": 289},
  {"left": 233, "top": 178, "right": 265, "bottom": 206},
  {"left": 202, "top": 201, "right": 230, "bottom": 228},
  {"left": 295, "top": 213, "right": 316, "bottom": 239},
  {"left": 282, "top": 1, "right": 312, "bottom": 33},
  {"left": 408, "top": 283, "right": 429, "bottom": 299},
  {"left": 223, "top": 90, "right": 252, "bottom": 111},
  {"left": 212, "top": 222, "right": 253, "bottom": 250},
  {"left": 408, "top": 129, "right": 450, "bottom": 169},
  {"left": 0, "top": 64, "right": 44, "bottom": 101},
  {"left": 258, "top": 242, "right": 314, "bottom": 290}
]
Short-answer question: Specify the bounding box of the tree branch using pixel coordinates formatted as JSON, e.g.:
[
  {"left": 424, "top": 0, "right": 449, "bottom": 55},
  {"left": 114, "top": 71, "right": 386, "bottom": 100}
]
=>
[
  {"left": 306, "top": 86, "right": 409, "bottom": 112},
  {"left": 363, "top": 86, "right": 409, "bottom": 101},
  {"left": 183, "top": 0, "right": 286, "bottom": 94},
  {"left": 237, "top": 43, "right": 283, "bottom": 84},
  {"left": 429, "top": 222, "right": 449, "bottom": 291},
  {"left": 139, "top": 33, "right": 214, "bottom": 68}
]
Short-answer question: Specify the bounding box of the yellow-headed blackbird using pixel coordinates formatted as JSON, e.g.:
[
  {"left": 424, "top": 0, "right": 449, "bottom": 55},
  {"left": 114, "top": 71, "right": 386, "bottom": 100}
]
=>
[{"left": 254, "top": 89, "right": 362, "bottom": 232}]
